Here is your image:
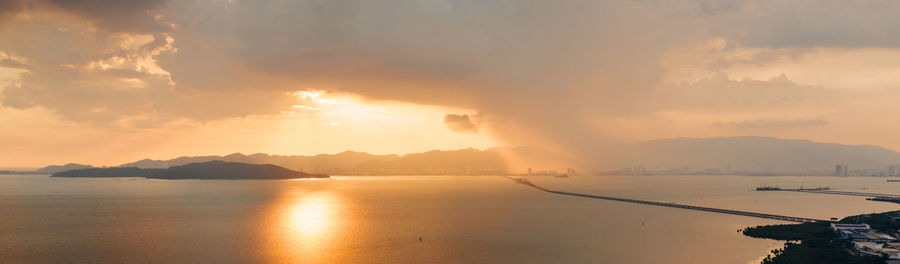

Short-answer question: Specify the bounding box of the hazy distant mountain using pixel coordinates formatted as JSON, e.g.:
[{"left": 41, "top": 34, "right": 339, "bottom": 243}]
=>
[
  {"left": 117, "top": 149, "right": 505, "bottom": 175},
  {"left": 622, "top": 136, "right": 900, "bottom": 174},
  {"left": 103, "top": 136, "right": 900, "bottom": 176},
  {"left": 118, "top": 151, "right": 394, "bottom": 174},
  {"left": 352, "top": 148, "right": 507, "bottom": 175},
  {"left": 52, "top": 161, "right": 327, "bottom": 180},
  {"left": 36, "top": 163, "right": 94, "bottom": 174},
  {"left": 52, "top": 167, "right": 159, "bottom": 178}
]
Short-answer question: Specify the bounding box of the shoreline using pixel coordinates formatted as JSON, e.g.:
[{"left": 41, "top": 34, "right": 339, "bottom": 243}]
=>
[{"left": 743, "top": 211, "right": 900, "bottom": 264}]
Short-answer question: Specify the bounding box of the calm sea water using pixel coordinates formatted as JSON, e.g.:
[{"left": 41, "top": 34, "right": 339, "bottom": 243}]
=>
[{"left": 1, "top": 174, "right": 898, "bottom": 263}]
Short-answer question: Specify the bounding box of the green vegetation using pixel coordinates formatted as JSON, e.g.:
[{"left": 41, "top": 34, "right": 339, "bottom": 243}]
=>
[
  {"left": 742, "top": 222, "right": 832, "bottom": 241},
  {"left": 742, "top": 213, "right": 899, "bottom": 264},
  {"left": 757, "top": 240, "right": 882, "bottom": 264}
]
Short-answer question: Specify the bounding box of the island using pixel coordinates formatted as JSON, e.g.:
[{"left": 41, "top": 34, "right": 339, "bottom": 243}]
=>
[
  {"left": 742, "top": 211, "right": 900, "bottom": 264},
  {"left": 51, "top": 161, "right": 329, "bottom": 180}
]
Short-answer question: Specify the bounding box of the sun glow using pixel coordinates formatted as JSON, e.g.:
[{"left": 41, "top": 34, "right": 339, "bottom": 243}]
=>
[
  {"left": 284, "top": 193, "right": 335, "bottom": 238},
  {"left": 264, "top": 188, "right": 346, "bottom": 263},
  {"left": 245, "top": 90, "right": 498, "bottom": 157}
]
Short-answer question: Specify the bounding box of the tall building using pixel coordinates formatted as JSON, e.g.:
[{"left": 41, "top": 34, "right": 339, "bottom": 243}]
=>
[
  {"left": 891, "top": 165, "right": 900, "bottom": 176},
  {"left": 835, "top": 164, "right": 844, "bottom": 176}
]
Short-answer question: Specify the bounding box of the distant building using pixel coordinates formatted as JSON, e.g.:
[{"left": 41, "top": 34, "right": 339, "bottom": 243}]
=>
[
  {"left": 832, "top": 223, "right": 897, "bottom": 242},
  {"left": 835, "top": 164, "right": 849, "bottom": 176},
  {"left": 526, "top": 168, "right": 567, "bottom": 176},
  {"left": 832, "top": 223, "right": 870, "bottom": 231},
  {"left": 882, "top": 243, "right": 900, "bottom": 260},
  {"left": 855, "top": 242, "right": 886, "bottom": 258},
  {"left": 859, "top": 242, "right": 900, "bottom": 260},
  {"left": 631, "top": 165, "right": 645, "bottom": 175},
  {"left": 833, "top": 223, "right": 871, "bottom": 240},
  {"left": 880, "top": 248, "right": 900, "bottom": 260}
]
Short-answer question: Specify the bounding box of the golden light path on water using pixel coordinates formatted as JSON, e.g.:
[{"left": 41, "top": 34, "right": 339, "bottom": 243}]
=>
[
  {"left": 265, "top": 184, "right": 346, "bottom": 264},
  {"left": 287, "top": 195, "right": 332, "bottom": 238}
]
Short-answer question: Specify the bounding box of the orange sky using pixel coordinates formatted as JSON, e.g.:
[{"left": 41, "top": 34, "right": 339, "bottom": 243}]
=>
[
  {"left": 2, "top": 1, "right": 900, "bottom": 167},
  {"left": 0, "top": 91, "right": 498, "bottom": 167}
]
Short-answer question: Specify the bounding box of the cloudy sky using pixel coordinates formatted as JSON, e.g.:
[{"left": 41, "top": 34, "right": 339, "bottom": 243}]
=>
[{"left": 1, "top": 0, "right": 900, "bottom": 167}]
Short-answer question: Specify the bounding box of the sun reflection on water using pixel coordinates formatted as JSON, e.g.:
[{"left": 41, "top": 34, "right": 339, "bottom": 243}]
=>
[
  {"left": 265, "top": 189, "right": 344, "bottom": 263},
  {"left": 285, "top": 194, "right": 332, "bottom": 238}
]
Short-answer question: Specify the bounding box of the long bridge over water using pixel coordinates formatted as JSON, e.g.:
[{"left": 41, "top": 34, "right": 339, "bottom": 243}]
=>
[
  {"left": 509, "top": 177, "right": 826, "bottom": 223},
  {"left": 779, "top": 189, "right": 900, "bottom": 199}
]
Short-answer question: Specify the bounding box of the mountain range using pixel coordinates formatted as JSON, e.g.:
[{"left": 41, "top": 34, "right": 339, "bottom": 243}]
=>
[
  {"left": 619, "top": 136, "right": 900, "bottom": 175},
  {"left": 30, "top": 137, "right": 900, "bottom": 176},
  {"left": 51, "top": 161, "right": 328, "bottom": 180},
  {"left": 116, "top": 148, "right": 507, "bottom": 175}
]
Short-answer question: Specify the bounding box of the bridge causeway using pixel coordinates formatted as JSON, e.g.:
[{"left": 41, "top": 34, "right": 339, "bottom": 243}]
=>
[
  {"left": 780, "top": 189, "right": 900, "bottom": 198},
  {"left": 513, "top": 178, "right": 826, "bottom": 223}
]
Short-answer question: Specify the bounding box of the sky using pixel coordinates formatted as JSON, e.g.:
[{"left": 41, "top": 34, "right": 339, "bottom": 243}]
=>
[{"left": 1, "top": 0, "right": 900, "bottom": 167}]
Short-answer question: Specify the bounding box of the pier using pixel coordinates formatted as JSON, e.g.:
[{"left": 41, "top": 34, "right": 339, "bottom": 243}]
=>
[
  {"left": 780, "top": 189, "right": 900, "bottom": 199},
  {"left": 513, "top": 178, "right": 826, "bottom": 223}
]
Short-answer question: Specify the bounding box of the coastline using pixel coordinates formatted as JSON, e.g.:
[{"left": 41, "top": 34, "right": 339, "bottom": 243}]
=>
[{"left": 743, "top": 211, "right": 900, "bottom": 264}]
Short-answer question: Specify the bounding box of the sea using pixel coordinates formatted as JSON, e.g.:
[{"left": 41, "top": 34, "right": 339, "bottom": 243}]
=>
[{"left": 1, "top": 174, "right": 898, "bottom": 263}]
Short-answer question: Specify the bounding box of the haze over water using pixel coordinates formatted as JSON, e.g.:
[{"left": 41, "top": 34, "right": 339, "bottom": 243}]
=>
[
  {"left": 3, "top": 1, "right": 900, "bottom": 264},
  {"left": 3, "top": 174, "right": 897, "bottom": 263}
]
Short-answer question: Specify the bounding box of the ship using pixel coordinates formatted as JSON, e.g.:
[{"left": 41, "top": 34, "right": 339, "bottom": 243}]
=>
[{"left": 755, "top": 185, "right": 781, "bottom": 191}]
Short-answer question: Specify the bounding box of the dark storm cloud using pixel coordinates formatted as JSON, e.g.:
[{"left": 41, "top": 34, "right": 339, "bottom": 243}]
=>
[
  {"left": 0, "top": 0, "right": 26, "bottom": 16},
  {"left": 656, "top": 73, "right": 831, "bottom": 111},
  {"left": 3, "top": 0, "right": 900, "bottom": 167},
  {"left": 0, "top": 0, "right": 25, "bottom": 14},
  {"left": 444, "top": 114, "right": 478, "bottom": 133},
  {"left": 152, "top": 0, "right": 691, "bottom": 164},
  {"left": 0, "top": 0, "right": 167, "bottom": 32},
  {"left": 41, "top": 0, "right": 168, "bottom": 32},
  {"left": 704, "top": 0, "right": 900, "bottom": 48}
]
